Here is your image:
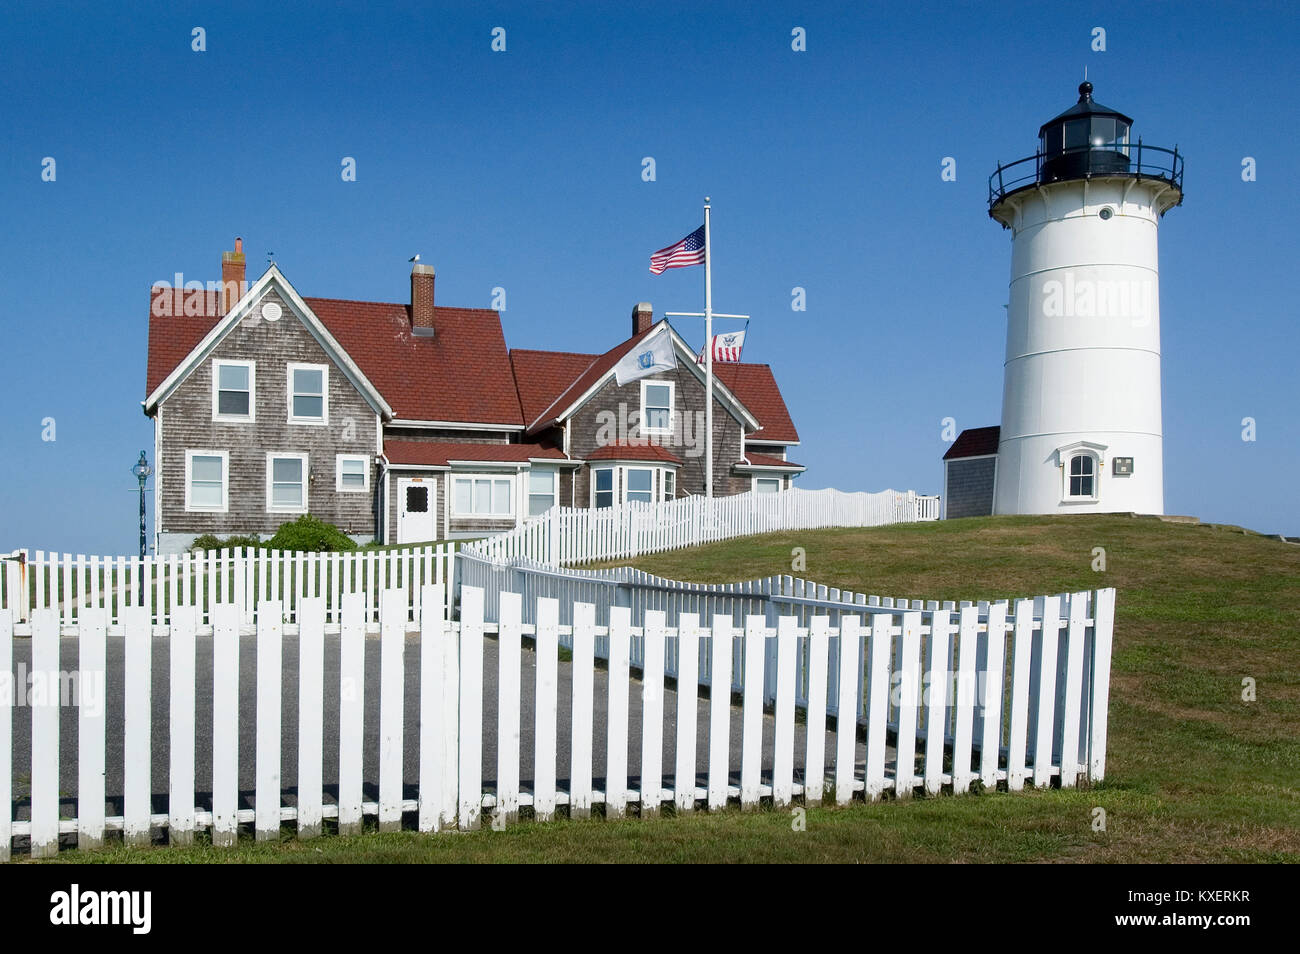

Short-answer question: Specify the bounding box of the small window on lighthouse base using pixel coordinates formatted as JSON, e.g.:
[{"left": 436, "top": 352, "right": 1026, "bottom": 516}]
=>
[
  {"left": 1067, "top": 455, "right": 1097, "bottom": 499},
  {"left": 1056, "top": 441, "right": 1106, "bottom": 503}
]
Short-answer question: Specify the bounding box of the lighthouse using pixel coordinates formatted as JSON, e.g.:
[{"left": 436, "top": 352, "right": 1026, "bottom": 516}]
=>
[{"left": 975, "top": 82, "right": 1184, "bottom": 517}]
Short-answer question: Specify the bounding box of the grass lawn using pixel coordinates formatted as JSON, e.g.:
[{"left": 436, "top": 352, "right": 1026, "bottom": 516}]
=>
[{"left": 34, "top": 514, "right": 1300, "bottom": 863}]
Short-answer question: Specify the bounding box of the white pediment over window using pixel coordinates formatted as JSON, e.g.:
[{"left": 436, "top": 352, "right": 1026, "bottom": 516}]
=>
[{"left": 1054, "top": 440, "right": 1107, "bottom": 468}]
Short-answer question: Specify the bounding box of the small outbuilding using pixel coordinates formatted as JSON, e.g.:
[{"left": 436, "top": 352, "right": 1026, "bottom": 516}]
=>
[{"left": 942, "top": 426, "right": 999, "bottom": 519}]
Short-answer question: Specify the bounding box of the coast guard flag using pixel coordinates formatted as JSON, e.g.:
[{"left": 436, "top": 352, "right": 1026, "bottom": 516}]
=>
[
  {"left": 614, "top": 325, "right": 677, "bottom": 385},
  {"left": 697, "top": 329, "right": 746, "bottom": 364},
  {"left": 649, "top": 226, "right": 706, "bottom": 274}
]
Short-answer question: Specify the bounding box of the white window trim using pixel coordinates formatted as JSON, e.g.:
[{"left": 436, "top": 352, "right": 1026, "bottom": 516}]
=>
[
  {"left": 1062, "top": 451, "right": 1101, "bottom": 503},
  {"left": 590, "top": 463, "right": 678, "bottom": 507},
  {"left": 1055, "top": 440, "right": 1105, "bottom": 504},
  {"left": 185, "top": 449, "right": 229, "bottom": 513},
  {"left": 287, "top": 362, "right": 329, "bottom": 426},
  {"left": 623, "top": 465, "right": 656, "bottom": 504},
  {"left": 640, "top": 379, "right": 675, "bottom": 436},
  {"left": 336, "top": 454, "right": 370, "bottom": 493},
  {"left": 526, "top": 467, "right": 558, "bottom": 517},
  {"left": 211, "top": 358, "right": 255, "bottom": 423},
  {"left": 591, "top": 466, "right": 617, "bottom": 509},
  {"left": 451, "top": 473, "right": 516, "bottom": 518},
  {"left": 266, "top": 451, "right": 310, "bottom": 514},
  {"left": 753, "top": 476, "right": 783, "bottom": 494}
]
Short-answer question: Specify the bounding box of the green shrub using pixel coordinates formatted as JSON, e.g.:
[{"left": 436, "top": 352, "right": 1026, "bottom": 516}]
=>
[
  {"left": 267, "top": 514, "right": 357, "bottom": 552},
  {"left": 190, "top": 533, "right": 263, "bottom": 553}
]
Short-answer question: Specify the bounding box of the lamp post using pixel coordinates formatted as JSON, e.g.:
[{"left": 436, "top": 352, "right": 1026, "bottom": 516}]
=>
[{"left": 131, "top": 451, "right": 152, "bottom": 573}]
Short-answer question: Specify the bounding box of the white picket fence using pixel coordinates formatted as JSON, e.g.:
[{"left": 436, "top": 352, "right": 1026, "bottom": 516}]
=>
[
  {"left": 466, "top": 487, "right": 942, "bottom": 567},
  {"left": 0, "top": 545, "right": 456, "bottom": 627},
  {"left": 458, "top": 550, "right": 1102, "bottom": 724},
  {"left": 0, "top": 582, "right": 1114, "bottom": 858}
]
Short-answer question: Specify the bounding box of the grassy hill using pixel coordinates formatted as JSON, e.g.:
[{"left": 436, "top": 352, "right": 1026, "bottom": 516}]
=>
[
  {"left": 45, "top": 513, "right": 1299, "bottom": 864},
  {"left": 600, "top": 513, "right": 1300, "bottom": 862}
]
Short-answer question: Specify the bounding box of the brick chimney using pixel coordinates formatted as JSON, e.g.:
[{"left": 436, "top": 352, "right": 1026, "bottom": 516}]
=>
[
  {"left": 411, "top": 263, "right": 436, "bottom": 337},
  {"left": 632, "top": 301, "right": 654, "bottom": 337},
  {"left": 219, "top": 237, "right": 246, "bottom": 316}
]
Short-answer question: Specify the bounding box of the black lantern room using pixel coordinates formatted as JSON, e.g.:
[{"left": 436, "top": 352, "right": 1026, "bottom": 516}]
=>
[
  {"left": 989, "top": 82, "right": 1184, "bottom": 216},
  {"left": 1038, "top": 82, "right": 1132, "bottom": 182}
]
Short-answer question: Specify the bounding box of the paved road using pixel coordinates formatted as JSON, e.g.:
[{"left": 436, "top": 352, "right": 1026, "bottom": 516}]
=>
[{"left": 8, "top": 633, "right": 850, "bottom": 822}]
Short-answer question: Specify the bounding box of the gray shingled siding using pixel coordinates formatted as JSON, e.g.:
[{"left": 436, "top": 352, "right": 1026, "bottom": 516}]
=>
[
  {"left": 568, "top": 366, "right": 747, "bottom": 504},
  {"left": 384, "top": 427, "right": 512, "bottom": 445},
  {"left": 156, "top": 288, "right": 381, "bottom": 543},
  {"left": 945, "top": 456, "right": 997, "bottom": 519}
]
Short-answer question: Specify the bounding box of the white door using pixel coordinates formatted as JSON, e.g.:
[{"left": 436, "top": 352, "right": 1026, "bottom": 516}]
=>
[{"left": 397, "top": 478, "right": 437, "bottom": 543}]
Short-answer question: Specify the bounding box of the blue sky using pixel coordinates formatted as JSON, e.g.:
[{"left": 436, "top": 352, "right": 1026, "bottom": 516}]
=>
[{"left": 1, "top": 0, "right": 1297, "bottom": 553}]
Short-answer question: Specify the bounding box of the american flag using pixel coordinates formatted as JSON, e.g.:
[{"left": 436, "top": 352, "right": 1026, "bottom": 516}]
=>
[
  {"left": 697, "top": 329, "right": 746, "bottom": 364},
  {"left": 649, "top": 225, "right": 706, "bottom": 274}
]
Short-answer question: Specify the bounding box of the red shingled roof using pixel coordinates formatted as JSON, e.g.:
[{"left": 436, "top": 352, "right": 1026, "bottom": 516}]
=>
[
  {"left": 145, "top": 285, "right": 523, "bottom": 426},
  {"left": 715, "top": 364, "right": 799, "bottom": 443},
  {"left": 145, "top": 287, "right": 223, "bottom": 396},
  {"left": 943, "top": 426, "right": 1001, "bottom": 460},
  {"left": 523, "top": 326, "right": 658, "bottom": 433},
  {"left": 306, "top": 298, "right": 522, "bottom": 425},
  {"left": 744, "top": 451, "right": 804, "bottom": 470},
  {"left": 384, "top": 440, "right": 566, "bottom": 467},
  {"left": 584, "top": 442, "right": 682, "bottom": 464},
  {"left": 510, "top": 349, "right": 598, "bottom": 427},
  {"left": 145, "top": 280, "right": 798, "bottom": 445}
]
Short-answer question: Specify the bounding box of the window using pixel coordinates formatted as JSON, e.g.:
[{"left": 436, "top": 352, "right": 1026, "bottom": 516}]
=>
[
  {"left": 664, "top": 470, "right": 675, "bottom": 500},
  {"left": 528, "top": 469, "right": 557, "bottom": 517},
  {"left": 1067, "top": 454, "right": 1096, "bottom": 499},
  {"left": 185, "top": 451, "right": 228, "bottom": 512},
  {"left": 212, "top": 360, "right": 254, "bottom": 421},
  {"left": 452, "top": 475, "right": 514, "bottom": 517},
  {"left": 594, "top": 468, "right": 614, "bottom": 509},
  {"left": 336, "top": 454, "right": 369, "bottom": 493},
  {"left": 267, "top": 453, "right": 309, "bottom": 512},
  {"left": 288, "top": 363, "right": 328, "bottom": 424},
  {"left": 406, "top": 486, "right": 429, "bottom": 512},
  {"left": 755, "top": 477, "right": 782, "bottom": 494},
  {"left": 626, "top": 468, "right": 653, "bottom": 503},
  {"left": 641, "top": 380, "right": 674, "bottom": 435}
]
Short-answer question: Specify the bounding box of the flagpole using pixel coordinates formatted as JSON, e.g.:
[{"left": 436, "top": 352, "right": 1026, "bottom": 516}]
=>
[{"left": 704, "top": 196, "right": 713, "bottom": 501}]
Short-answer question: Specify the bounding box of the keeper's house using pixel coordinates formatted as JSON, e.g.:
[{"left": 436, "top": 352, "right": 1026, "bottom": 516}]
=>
[{"left": 143, "top": 240, "right": 803, "bottom": 553}]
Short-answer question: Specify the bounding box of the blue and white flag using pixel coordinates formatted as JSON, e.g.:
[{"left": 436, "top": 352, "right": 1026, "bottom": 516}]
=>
[{"left": 614, "top": 325, "right": 677, "bottom": 386}]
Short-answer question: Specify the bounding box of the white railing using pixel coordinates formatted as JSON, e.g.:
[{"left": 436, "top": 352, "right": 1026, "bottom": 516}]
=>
[
  {"left": 466, "top": 487, "right": 941, "bottom": 568},
  {"left": 0, "top": 545, "right": 456, "bottom": 628},
  {"left": 0, "top": 583, "right": 1114, "bottom": 858}
]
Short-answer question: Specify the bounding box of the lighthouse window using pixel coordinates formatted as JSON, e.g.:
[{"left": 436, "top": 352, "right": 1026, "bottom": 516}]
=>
[
  {"left": 1068, "top": 454, "right": 1097, "bottom": 498},
  {"left": 1090, "top": 117, "right": 1115, "bottom": 147},
  {"left": 1065, "top": 119, "right": 1089, "bottom": 151}
]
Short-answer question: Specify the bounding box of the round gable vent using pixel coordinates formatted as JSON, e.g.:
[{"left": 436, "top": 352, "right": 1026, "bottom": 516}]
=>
[{"left": 261, "top": 301, "right": 282, "bottom": 322}]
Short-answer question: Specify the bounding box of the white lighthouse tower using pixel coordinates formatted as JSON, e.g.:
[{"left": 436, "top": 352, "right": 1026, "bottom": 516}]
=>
[{"left": 988, "top": 82, "right": 1183, "bottom": 516}]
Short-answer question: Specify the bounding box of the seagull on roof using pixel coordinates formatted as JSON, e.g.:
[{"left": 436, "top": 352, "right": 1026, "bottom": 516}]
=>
[{"left": 409, "top": 254, "right": 420, "bottom": 263}]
